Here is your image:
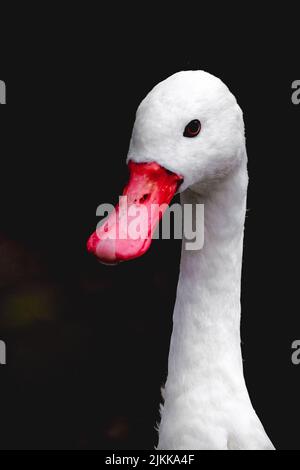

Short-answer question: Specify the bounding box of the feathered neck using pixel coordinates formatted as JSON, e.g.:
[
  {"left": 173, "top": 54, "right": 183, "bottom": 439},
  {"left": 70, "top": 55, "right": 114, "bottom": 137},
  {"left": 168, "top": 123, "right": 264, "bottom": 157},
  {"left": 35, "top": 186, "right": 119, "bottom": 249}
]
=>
[{"left": 158, "top": 158, "right": 251, "bottom": 449}]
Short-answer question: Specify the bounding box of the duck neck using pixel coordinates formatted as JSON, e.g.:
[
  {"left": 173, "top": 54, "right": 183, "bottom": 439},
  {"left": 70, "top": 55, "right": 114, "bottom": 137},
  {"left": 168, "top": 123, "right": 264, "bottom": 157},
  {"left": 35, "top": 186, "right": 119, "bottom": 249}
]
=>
[{"left": 159, "top": 159, "right": 249, "bottom": 442}]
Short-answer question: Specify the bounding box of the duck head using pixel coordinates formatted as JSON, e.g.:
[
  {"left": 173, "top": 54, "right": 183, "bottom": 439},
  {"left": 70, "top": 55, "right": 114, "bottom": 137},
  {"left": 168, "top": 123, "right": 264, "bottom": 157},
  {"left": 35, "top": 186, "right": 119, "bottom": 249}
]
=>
[{"left": 87, "top": 71, "right": 246, "bottom": 263}]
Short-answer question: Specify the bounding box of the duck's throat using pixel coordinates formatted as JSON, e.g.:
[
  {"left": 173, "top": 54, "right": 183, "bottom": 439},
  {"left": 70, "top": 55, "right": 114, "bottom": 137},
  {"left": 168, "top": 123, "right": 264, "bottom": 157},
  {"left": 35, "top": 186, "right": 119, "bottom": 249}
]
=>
[{"left": 158, "top": 160, "right": 250, "bottom": 448}]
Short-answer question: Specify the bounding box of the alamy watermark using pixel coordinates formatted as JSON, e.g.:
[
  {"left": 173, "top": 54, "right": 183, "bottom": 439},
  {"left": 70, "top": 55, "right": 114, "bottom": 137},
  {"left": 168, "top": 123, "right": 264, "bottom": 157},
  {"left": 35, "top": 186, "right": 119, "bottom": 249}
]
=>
[
  {"left": 96, "top": 197, "right": 204, "bottom": 251},
  {"left": 291, "top": 80, "right": 300, "bottom": 105},
  {"left": 0, "top": 80, "right": 6, "bottom": 104},
  {"left": 291, "top": 340, "right": 300, "bottom": 365},
  {"left": 0, "top": 340, "right": 6, "bottom": 365}
]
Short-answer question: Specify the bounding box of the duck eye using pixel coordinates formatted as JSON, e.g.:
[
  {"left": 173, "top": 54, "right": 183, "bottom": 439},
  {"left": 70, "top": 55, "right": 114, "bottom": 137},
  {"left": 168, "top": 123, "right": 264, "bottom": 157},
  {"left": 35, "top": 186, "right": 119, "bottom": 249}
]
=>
[{"left": 183, "top": 119, "right": 201, "bottom": 138}]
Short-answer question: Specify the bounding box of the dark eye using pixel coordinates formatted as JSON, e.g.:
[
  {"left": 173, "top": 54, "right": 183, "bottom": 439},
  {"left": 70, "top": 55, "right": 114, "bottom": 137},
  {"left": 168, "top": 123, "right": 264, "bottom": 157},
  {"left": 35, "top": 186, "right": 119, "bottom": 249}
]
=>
[{"left": 183, "top": 119, "right": 201, "bottom": 138}]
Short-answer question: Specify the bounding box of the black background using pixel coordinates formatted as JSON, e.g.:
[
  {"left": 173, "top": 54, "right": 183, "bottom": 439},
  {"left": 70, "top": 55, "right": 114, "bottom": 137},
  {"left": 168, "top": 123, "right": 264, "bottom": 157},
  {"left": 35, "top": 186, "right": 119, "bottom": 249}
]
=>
[{"left": 0, "top": 16, "right": 299, "bottom": 450}]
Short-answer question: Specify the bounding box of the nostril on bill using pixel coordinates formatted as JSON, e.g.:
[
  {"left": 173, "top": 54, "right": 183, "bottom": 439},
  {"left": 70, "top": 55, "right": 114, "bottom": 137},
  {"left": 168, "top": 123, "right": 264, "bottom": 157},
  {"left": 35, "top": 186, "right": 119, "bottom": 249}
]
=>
[{"left": 139, "top": 194, "right": 149, "bottom": 203}]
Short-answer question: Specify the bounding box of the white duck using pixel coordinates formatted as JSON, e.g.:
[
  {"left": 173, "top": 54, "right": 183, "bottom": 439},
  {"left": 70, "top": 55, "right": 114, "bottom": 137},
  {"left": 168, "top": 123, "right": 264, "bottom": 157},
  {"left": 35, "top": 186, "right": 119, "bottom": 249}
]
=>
[{"left": 87, "top": 71, "right": 275, "bottom": 450}]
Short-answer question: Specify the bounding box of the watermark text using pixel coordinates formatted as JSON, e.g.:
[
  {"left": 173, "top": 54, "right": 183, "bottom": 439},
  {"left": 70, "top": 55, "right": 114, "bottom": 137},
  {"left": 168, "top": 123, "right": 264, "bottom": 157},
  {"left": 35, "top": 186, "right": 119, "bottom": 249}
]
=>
[
  {"left": 0, "top": 340, "right": 6, "bottom": 365},
  {"left": 291, "top": 340, "right": 300, "bottom": 365},
  {"left": 291, "top": 80, "right": 300, "bottom": 105},
  {"left": 96, "top": 197, "right": 204, "bottom": 251},
  {"left": 0, "top": 80, "right": 6, "bottom": 104}
]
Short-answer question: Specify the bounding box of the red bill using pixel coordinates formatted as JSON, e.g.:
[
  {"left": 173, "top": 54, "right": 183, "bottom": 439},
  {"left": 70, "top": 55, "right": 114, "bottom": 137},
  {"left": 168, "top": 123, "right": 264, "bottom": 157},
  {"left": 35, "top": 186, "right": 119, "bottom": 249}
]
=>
[{"left": 87, "top": 161, "right": 182, "bottom": 264}]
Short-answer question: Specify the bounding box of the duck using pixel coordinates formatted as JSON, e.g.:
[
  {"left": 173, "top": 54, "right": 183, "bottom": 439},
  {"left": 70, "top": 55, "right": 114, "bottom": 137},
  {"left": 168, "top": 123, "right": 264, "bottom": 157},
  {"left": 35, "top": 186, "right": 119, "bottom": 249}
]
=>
[{"left": 87, "top": 71, "right": 275, "bottom": 450}]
